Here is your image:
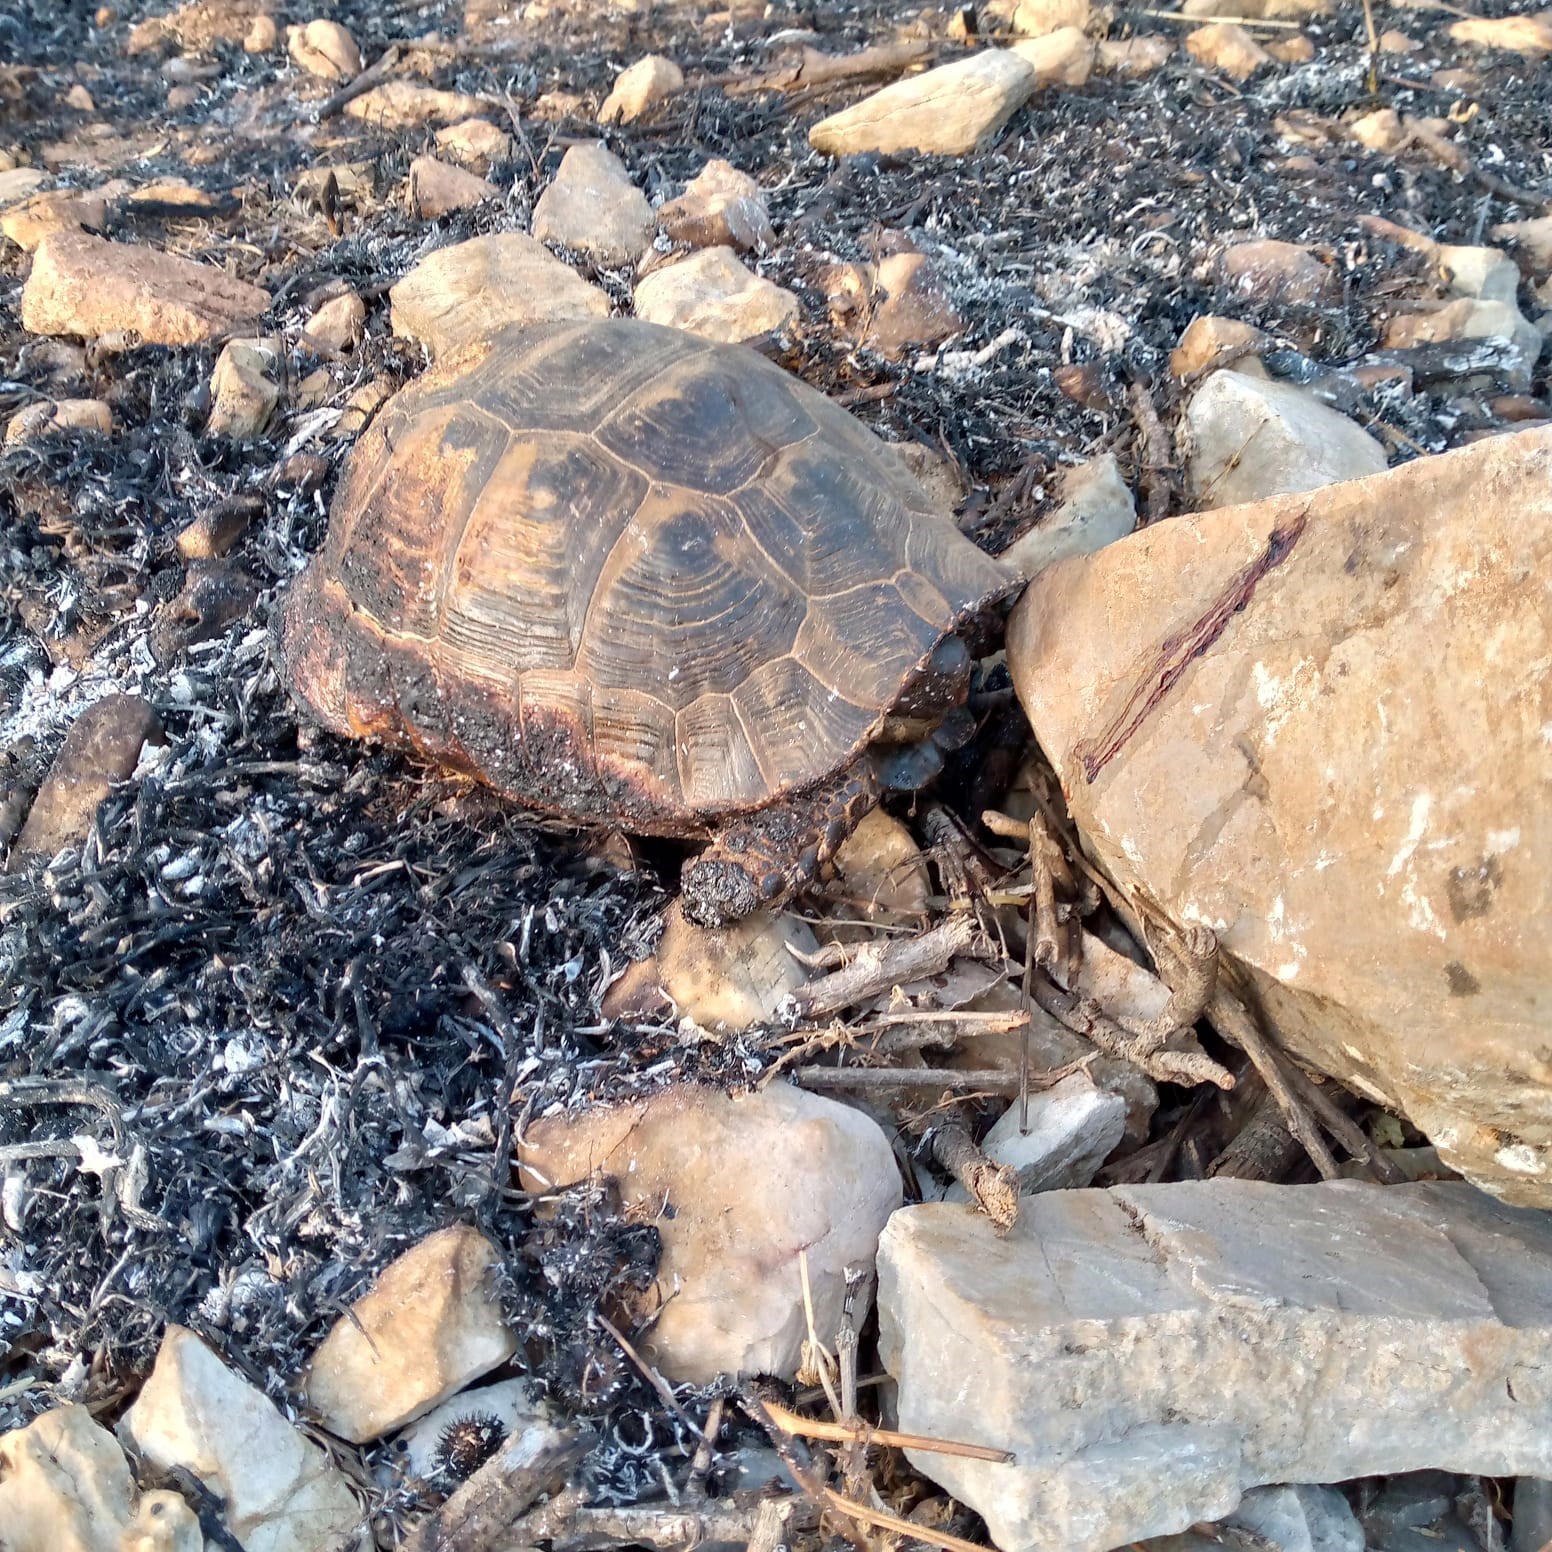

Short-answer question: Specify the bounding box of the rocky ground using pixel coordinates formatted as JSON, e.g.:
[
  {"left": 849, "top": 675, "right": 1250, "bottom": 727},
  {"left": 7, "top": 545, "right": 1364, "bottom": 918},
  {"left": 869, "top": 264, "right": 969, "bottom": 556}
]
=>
[{"left": 2, "top": 0, "right": 1551, "bottom": 1549}]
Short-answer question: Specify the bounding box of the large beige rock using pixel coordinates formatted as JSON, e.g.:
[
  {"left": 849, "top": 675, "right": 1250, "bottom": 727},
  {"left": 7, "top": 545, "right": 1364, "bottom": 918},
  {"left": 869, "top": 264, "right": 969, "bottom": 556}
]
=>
[
  {"left": 286, "top": 19, "right": 360, "bottom": 80},
  {"left": 303, "top": 1225, "right": 516, "bottom": 1442},
  {"left": 208, "top": 337, "right": 282, "bottom": 438},
  {"left": 635, "top": 247, "right": 797, "bottom": 343},
  {"left": 0, "top": 1404, "right": 202, "bottom": 1552},
  {"left": 1186, "top": 22, "right": 1273, "bottom": 79},
  {"left": 1010, "top": 26, "right": 1096, "bottom": 85},
  {"left": 532, "top": 144, "right": 653, "bottom": 266},
  {"left": 120, "top": 1327, "right": 361, "bottom": 1552},
  {"left": 1491, "top": 215, "right": 1552, "bottom": 274},
  {"left": 1182, "top": 370, "right": 1388, "bottom": 506},
  {"left": 808, "top": 50, "right": 1037, "bottom": 158},
  {"left": 519, "top": 1083, "right": 902, "bottom": 1383},
  {"left": 880, "top": 1181, "right": 1552, "bottom": 1552},
  {"left": 390, "top": 232, "right": 610, "bottom": 358},
  {"left": 1007, "top": 428, "right": 1552, "bottom": 1204},
  {"left": 22, "top": 231, "right": 269, "bottom": 344},
  {"left": 1004, "top": 0, "right": 1089, "bottom": 36}
]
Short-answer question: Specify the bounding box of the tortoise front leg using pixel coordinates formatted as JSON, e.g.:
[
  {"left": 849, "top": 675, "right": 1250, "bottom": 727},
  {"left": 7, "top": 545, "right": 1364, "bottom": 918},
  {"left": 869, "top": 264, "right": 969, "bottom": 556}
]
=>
[{"left": 680, "top": 766, "right": 880, "bottom": 928}]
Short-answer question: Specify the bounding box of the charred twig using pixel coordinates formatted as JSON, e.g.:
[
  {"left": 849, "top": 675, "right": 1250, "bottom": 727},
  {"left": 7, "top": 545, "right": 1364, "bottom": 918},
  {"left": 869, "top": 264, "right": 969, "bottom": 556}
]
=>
[
  {"left": 758, "top": 1396, "right": 1015, "bottom": 1463},
  {"left": 727, "top": 40, "right": 934, "bottom": 96},
  {"left": 1125, "top": 373, "right": 1174, "bottom": 524},
  {"left": 404, "top": 1424, "right": 591, "bottom": 1552},
  {"left": 781, "top": 912, "right": 989, "bottom": 1022},
  {"left": 793, "top": 1059, "right": 1091, "bottom": 1096},
  {"left": 682, "top": 1396, "right": 724, "bottom": 1505},
  {"left": 313, "top": 45, "right": 402, "bottom": 120},
  {"left": 929, "top": 1120, "right": 1020, "bottom": 1232},
  {"left": 504, "top": 1484, "right": 811, "bottom": 1551},
  {"left": 921, "top": 804, "right": 1004, "bottom": 909},
  {"left": 1208, "top": 1083, "right": 1303, "bottom": 1181}
]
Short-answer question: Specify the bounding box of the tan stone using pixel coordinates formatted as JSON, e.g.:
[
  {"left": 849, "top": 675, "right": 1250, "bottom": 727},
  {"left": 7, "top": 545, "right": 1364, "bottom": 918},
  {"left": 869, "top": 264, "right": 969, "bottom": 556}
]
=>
[
  {"left": 243, "top": 11, "right": 278, "bottom": 50},
  {"left": 126, "top": 0, "right": 273, "bottom": 54},
  {"left": 809, "top": 50, "right": 1036, "bottom": 158},
  {"left": 1266, "top": 32, "right": 1315, "bottom": 62},
  {"left": 1349, "top": 106, "right": 1405, "bottom": 152},
  {"left": 122, "top": 1327, "right": 362, "bottom": 1552},
  {"left": 1006, "top": 0, "right": 1089, "bottom": 36},
  {"left": 999, "top": 453, "right": 1136, "bottom": 577},
  {"left": 599, "top": 53, "right": 683, "bottom": 123},
  {"left": 657, "top": 159, "right": 773, "bottom": 253},
  {"left": 304, "top": 290, "right": 365, "bottom": 351},
  {"left": 1183, "top": 370, "right": 1387, "bottom": 506},
  {"left": 286, "top": 18, "right": 361, "bottom": 80},
  {"left": 0, "top": 1404, "right": 202, "bottom": 1552},
  {"left": 1010, "top": 26, "right": 1095, "bottom": 85},
  {"left": 1449, "top": 14, "right": 1552, "bottom": 55},
  {"left": 346, "top": 80, "right": 487, "bottom": 127},
  {"left": 127, "top": 178, "right": 224, "bottom": 214},
  {"left": 22, "top": 231, "right": 268, "bottom": 344},
  {"left": 633, "top": 246, "right": 797, "bottom": 343},
  {"left": 1096, "top": 35, "right": 1174, "bottom": 73},
  {"left": 7, "top": 696, "right": 159, "bottom": 870},
  {"left": 1169, "top": 314, "right": 1271, "bottom": 379},
  {"left": 1185, "top": 22, "right": 1273, "bottom": 79},
  {"left": 2, "top": 187, "right": 105, "bottom": 252},
  {"left": 304, "top": 1226, "right": 517, "bottom": 1442},
  {"left": 602, "top": 902, "right": 819, "bottom": 1030},
  {"left": 0, "top": 166, "right": 50, "bottom": 205},
  {"left": 1221, "top": 237, "right": 1335, "bottom": 303},
  {"left": 532, "top": 144, "right": 653, "bottom": 266},
  {"left": 5, "top": 396, "right": 113, "bottom": 443},
  {"left": 208, "top": 338, "right": 281, "bottom": 438},
  {"left": 1006, "top": 426, "right": 1552, "bottom": 1206},
  {"left": 434, "top": 117, "right": 513, "bottom": 170},
  {"left": 1377, "top": 27, "right": 1417, "bottom": 51},
  {"left": 64, "top": 83, "right": 96, "bottom": 112},
  {"left": 408, "top": 154, "right": 496, "bottom": 218},
  {"left": 1490, "top": 216, "right": 1552, "bottom": 274},
  {"left": 1383, "top": 298, "right": 1543, "bottom": 392},
  {"left": 831, "top": 807, "right": 930, "bottom": 922},
  {"left": 390, "top": 231, "right": 610, "bottom": 358},
  {"left": 519, "top": 1083, "right": 902, "bottom": 1383},
  {"left": 1181, "top": 0, "right": 1329, "bottom": 15}
]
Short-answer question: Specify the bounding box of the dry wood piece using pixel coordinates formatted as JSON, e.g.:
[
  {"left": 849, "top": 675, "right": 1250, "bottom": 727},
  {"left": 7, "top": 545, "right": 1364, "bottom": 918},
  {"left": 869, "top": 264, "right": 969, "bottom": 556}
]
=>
[
  {"left": 501, "top": 1484, "right": 813, "bottom": 1551},
  {"left": 313, "top": 44, "right": 401, "bottom": 120},
  {"left": 757, "top": 1395, "right": 1015, "bottom": 1463},
  {"left": 728, "top": 40, "right": 934, "bottom": 97},
  {"left": 1125, "top": 920, "right": 1219, "bottom": 1048},
  {"left": 793, "top": 1059, "right": 1091, "bottom": 1096},
  {"left": 930, "top": 1120, "right": 1020, "bottom": 1232},
  {"left": 781, "top": 912, "right": 990, "bottom": 1021}
]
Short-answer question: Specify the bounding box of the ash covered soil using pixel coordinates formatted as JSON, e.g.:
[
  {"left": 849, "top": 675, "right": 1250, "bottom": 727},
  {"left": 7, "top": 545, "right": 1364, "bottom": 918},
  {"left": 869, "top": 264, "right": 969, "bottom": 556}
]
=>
[{"left": 0, "top": 0, "right": 1549, "bottom": 1528}]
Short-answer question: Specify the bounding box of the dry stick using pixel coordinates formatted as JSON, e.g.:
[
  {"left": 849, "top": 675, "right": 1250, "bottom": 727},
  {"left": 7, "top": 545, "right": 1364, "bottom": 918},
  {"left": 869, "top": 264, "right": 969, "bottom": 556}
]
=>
[
  {"left": 759, "top": 1397, "right": 1015, "bottom": 1464},
  {"left": 727, "top": 39, "right": 934, "bottom": 96},
  {"left": 784, "top": 911, "right": 987, "bottom": 1021},
  {"left": 1126, "top": 374, "right": 1174, "bottom": 524},
  {"left": 682, "top": 1396, "right": 724, "bottom": 1506},
  {"left": 499, "top": 1484, "right": 809, "bottom": 1552},
  {"left": 1124, "top": 920, "right": 1220, "bottom": 1050},
  {"left": 793, "top": 1063, "right": 1080, "bottom": 1096},
  {"left": 314, "top": 44, "right": 402, "bottom": 120},
  {"left": 404, "top": 1425, "right": 590, "bottom": 1552},
  {"left": 1026, "top": 809, "right": 1062, "bottom": 972},
  {"left": 1136, "top": 6, "right": 1304, "bottom": 23},
  {"left": 821, "top": 1486, "right": 1005, "bottom": 1552},
  {"left": 930, "top": 1120, "right": 1020, "bottom": 1232},
  {"left": 1207, "top": 987, "right": 1340, "bottom": 1178},
  {"left": 594, "top": 1312, "right": 698, "bottom": 1440},
  {"left": 1280, "top": 1057, "right": 1405, "bottom": 1183}
]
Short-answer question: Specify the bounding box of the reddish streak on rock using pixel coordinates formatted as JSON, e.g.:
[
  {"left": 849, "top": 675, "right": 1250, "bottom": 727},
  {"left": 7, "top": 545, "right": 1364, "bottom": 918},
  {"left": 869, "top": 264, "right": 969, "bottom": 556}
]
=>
[{"left": 1074, "top": 505, "right": 1311, "bottom": 783}]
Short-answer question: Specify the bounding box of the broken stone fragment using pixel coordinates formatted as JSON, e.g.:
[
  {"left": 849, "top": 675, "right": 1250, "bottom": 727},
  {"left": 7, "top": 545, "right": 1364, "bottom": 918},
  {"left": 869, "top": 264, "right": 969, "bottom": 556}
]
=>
[
  {"left": 434, "top": 117, "right": 513, "bottom": 170},
  {"left": 1186, "top": 22, "right": 1273, "bottom": 79},
  {"left": 531, "top": 143, "right": 653, "bottom": 266},
  {"left": 5, "top": 396, "right": 113, "bottom": 444},
  {"left": 1220, "top": 238, "right": 1335, "bottom": 304},
  {"left": 808, "top": 50, "right": 1037, "bottom": 158},
  {"left": 0, "top": 1403, "right": 203, "bottom": 1552},
  {"left": 657, "top": 159, "right": 774, "bottom": 253},
  {"left": 390, "top": 232, "right": 610, "bottom": 359},
  {"left": 999, "top": 452, "right": 1136, "bottom": 577},
  {"left": 1491, "top": 216, "right": 1552, "bottom": 274},
  {"left": 304, "top": 290, "right": 365, "bottom": 352},
  {"left": 1010, "top": 26, "right": 1095, "bottom": 85},
  {"left": 286, "top": 18, "right": 361, "bottom": 80},
  {"left": 830, "top": 807, "right": 931, "bottom": 923},
  {"left": 408, "top": 154, "right": 497, "bottom": 219},
  {"left": 1266, "top": 32, "right": 1315, "bottom": 61},
  {"left": 1007, "top": 426, "right": 1552, "bottom": 1204},
  {"left": 519, "top": 1082, "right": 902, "bottom": 1384},
  {"left": 633, "top": 246, "right": 798, "bottom": 343},
  {"left": 22, "top": 231, "right": 269, "bottom": 345},
  {"left": 1169, "top": 314, "right": 1271, "bottom": 379},
  {"left": 880, "top": 1180, "right": 1552, "bottom": 1552},
  {"left": 2, "top": 188, "right": 107, "bottom": 250},
  {"left": 598, "top": 53, "right": 683, "bottom": 123},
  {"left": 346, "top": 81, "right": 487, "bottom": 127},
  {"left": 6, "top": 694, "right": 160, "bottom": 870},
  {"left": 1182, "top": 370, "right": 1388, "bottom": 506},
  {"left": 1097, "top": 34, "right": 1173, "bottom": 72},
  {"left": 121, "top": 1326, "right": 362, "bottom": 1552},
  {"left": 303, "top": 1225, "right": 518, "bottom": 1442},
  {"left": 208, "top": 337, "right": 282, "bottom": 438},
  {"left": 602, "top": 901, "right": 819, "bottom": 1031}
]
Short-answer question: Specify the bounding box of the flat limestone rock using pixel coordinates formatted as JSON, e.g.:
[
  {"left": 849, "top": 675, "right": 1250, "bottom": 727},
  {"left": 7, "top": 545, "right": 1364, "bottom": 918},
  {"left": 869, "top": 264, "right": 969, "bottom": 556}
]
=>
[
  {"left": 120, "top": 1327, "right": 361, "bottom": 1552},
  {"left": 633, "top": 246, "right": 798, "bottom": 343},
  {"left": 519, "top": 1082, "right": 901, "bottom": 1384},
  {"left": 346, "top": 80, "right": 487, "bottom": 127},
  {"left": 808, "top": 50, "right": 1036, "bottom": 158},
  {"left": 879, "top": 1180, "right": 1552, "bottom": 1552},
  {"left": 390, "top": 232, "right": 610, "bottom": 358},
  {"left": 531, "top": 143, "right": 654, "bottom": 266},
  {"left": 1007, "top": 427, "right": 1552, "bottom": 1204},
  {"left": 303, "top": 1225, "right": 517, "bottom": 1442},
  {"left": 22, "top": 231, "right": 269, "bottom": 344},
  {"left": 0, "top": 1403, "right": 203, "bottom": 1552}
]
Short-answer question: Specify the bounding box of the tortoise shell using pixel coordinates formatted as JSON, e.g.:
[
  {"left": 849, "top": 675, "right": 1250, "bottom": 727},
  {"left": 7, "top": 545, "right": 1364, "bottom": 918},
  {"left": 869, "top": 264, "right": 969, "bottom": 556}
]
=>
[{"left": 276, "top": 318, "right": 1008, "bottom": 835}]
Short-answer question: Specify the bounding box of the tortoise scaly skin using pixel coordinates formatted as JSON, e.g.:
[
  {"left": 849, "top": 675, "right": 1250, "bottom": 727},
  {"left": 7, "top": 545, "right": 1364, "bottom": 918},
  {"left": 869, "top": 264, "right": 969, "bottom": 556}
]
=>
[{"left": 276, "top": 318, "right": 1011, "bottom": 925}]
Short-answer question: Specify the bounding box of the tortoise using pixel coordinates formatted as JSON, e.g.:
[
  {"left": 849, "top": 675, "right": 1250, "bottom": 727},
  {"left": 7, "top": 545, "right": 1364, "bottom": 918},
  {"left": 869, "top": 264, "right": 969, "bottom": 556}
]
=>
[{"left": 276, "top": 318, "right": 1013, "bottom": 927}]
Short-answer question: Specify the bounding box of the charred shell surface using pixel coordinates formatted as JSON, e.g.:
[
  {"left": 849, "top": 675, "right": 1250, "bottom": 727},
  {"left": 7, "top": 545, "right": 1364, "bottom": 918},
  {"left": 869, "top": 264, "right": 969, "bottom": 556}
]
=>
[{"left": 276, "top": 319, "right": 1011, "bottom": 834}]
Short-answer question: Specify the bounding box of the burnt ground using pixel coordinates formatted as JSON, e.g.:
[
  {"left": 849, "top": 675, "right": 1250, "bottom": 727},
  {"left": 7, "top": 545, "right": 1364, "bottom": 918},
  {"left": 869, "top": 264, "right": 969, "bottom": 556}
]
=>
[{"left": 0, "top": 0, "right": 1549, "bottom": 1541}]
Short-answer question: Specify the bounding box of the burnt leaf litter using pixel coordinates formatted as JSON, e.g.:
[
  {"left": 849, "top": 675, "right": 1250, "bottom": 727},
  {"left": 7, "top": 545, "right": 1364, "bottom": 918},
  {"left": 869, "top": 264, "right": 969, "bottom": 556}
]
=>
[{"left": 0, "top": 0, "right": 1548, "bottom": 1528}]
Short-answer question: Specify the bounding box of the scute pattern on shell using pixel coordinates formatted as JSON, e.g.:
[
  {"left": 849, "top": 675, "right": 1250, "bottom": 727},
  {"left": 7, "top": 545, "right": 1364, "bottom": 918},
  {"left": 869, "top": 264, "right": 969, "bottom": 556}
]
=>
[{"left": 277, "top": 319, "right": 1008, "bottom": 832}]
